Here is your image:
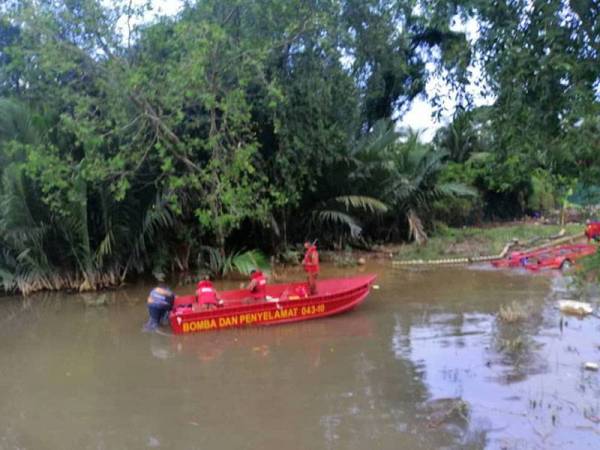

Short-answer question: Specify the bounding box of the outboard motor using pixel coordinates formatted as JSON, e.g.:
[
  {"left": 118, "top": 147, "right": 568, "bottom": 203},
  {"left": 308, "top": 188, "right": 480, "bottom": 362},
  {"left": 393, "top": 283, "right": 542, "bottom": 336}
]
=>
[{"left": 145, "top": 286, "right": 175, "bottom": 331}]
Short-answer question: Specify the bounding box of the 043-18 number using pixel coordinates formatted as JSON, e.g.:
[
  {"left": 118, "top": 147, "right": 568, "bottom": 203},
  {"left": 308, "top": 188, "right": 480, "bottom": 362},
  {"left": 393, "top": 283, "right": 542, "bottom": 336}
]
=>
[{"left": 301, "top": 304, "right": 325, "bottom": 315}]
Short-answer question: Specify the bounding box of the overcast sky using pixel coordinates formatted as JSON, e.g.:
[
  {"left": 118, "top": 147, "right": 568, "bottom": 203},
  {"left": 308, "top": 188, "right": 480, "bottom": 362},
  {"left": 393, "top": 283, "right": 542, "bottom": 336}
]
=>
[{"left": 122, "top": 0, "right": 491, "bottom": 142}]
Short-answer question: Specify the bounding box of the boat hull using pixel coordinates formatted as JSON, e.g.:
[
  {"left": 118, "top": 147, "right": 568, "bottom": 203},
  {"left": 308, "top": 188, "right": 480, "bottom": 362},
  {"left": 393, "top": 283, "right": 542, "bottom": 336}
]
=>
[
  {"left": 492, "top": 244, "right": 596, "bottom": 270},
  {"left": 169, "top": 275, "right": 376, "bottom": 334}
]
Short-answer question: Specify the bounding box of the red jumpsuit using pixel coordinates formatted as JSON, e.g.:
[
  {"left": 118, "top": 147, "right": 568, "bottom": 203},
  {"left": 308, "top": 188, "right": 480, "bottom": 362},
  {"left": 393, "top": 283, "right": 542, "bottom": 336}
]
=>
[
  {"left": 303, "top": 245, "right": 320, "bottom": 274},
  {"left": 196, "top": 280, "right": 218, "bottom": 306},
  {"left": 303, "top": 245, "right": 319, "bottom": 294},
  {"left": 249, "top": 271, "right": 267, "bottom": 300}
]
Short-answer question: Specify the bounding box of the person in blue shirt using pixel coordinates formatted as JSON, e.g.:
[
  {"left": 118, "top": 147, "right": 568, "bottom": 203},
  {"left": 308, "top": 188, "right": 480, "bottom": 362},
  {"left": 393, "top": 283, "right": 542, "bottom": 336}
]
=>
[{"left": 145, "top": 284, "right": 175, "bottom": 331}]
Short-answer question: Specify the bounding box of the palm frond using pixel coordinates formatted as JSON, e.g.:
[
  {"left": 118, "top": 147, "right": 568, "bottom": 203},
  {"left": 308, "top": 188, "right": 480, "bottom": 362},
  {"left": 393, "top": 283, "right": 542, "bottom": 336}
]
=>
[
  {"left": 0, "top": 267, "right": 16, "bottom": 292},
  {"left": 0, "top": 98, "right": 39, "bottom": 146},
  {"left": 0, "top": 164, "right": 54, "bottom": 278},
  {"left": 127, "top": 193, "right": 175, "bottom": 268},
  {"left": 351, "top": 119, "right": 399, "bottom": 157},
  {"left": 416, "top": 150, "right": 447, "bottom": 181},
  {"left": 232, "top": 250, "right": 270, "bottom": 275},
  {"left": 0, "top": 248, "right": 17, "bottom": 292},
  {"left": 315, "top": 210, "right": 362, "bottom": 237},
  {"left": 0, "top": 164, "right": 36, "bottom": 232},
  {"left": 332, "top": 195, "right": 388, "bottom": 213},
  {"left": 388, "top": 177, "right": 417, "bottom": 203},
  {"left": 197, "top": 246, "right": 230, "bottom": 277},
  {"left": 436, "top": 182, "right": 478, "bottom": 197},
  {"left": 95, "top": 229, "right": 115, "bottom": 264},
  {"left": 197, "top": 247, "right": 270, "bottom": 277}
]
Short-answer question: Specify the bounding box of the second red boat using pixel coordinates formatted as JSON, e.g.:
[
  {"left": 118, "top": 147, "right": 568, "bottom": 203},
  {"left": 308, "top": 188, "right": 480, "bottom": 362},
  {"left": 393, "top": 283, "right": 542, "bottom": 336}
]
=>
[{"left": 492, "top": 244, "right": 596, "bottom": 270}]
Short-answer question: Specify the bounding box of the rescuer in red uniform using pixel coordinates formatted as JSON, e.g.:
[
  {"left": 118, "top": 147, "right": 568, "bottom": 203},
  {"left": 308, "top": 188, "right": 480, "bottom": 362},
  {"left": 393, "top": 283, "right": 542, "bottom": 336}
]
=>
[
  {"left": 303, "top": 241, "right": 319, "bottom": 294},
  {"left": 194, "top": 276, "right": 223, "bottom": 311},
  {"left": 246, "top": 269, "right": 267, "bottom": 301}
]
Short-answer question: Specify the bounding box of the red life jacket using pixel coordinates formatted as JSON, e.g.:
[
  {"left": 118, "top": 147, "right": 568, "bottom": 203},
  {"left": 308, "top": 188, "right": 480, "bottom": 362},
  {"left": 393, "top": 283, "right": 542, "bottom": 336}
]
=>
[
  {"left": 303, "top": 246, "right": 319, "bottom": 273},
  {"left": 250, "top": 271, "right": 267, "bottom": 299},
  {"left": 295, "top": 285, "right": 309, "bottom": 298},
  {"left": 196, "top": 280, "right": 217, "bottom": 305}
]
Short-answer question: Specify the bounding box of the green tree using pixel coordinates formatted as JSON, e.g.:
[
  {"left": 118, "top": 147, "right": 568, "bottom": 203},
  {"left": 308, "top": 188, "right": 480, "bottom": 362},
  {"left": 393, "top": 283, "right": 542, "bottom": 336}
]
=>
[{"left": 461, "top": 0, "right": 599, "bottom": 183}]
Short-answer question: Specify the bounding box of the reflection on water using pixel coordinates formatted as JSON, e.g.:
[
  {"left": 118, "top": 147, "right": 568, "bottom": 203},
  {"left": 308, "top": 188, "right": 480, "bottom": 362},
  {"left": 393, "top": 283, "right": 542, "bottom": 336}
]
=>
[
  {"left": 389, "top": 267, "right": 600, "bottom": 449},
  {"left": 1, "top": 265, "right": 600, "bottom": 448}
]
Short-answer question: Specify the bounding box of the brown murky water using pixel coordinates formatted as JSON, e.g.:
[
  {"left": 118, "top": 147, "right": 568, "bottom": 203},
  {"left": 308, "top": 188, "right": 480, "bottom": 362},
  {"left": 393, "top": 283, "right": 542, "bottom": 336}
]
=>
[{"left": 1, "top": 264, "right": 600, "bottom": 449}]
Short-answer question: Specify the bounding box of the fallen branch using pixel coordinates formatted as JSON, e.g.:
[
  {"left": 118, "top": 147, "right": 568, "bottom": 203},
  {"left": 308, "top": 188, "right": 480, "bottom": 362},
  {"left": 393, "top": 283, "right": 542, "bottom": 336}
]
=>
[
  {"left": 393, "top": 231, "right": 585, "bottom": 267},
  {"left": 393, "top": 241, "right": 516, "bottom": 266}
]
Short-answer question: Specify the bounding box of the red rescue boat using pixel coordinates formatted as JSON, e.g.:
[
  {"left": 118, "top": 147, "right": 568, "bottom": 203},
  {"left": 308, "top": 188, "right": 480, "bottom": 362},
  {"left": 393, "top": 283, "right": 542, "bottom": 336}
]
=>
[
  {"left": 522, "top": 244, "right": 596, "bottom": 271},
  {"left": 492, "top": 249, "right": 542, "bottom": 268},
  {"left": 169, "top": 274, "right": 377, "bottom": 334},
  {"left": 492, "top": 244, "right": 596, "bottom": 271}
]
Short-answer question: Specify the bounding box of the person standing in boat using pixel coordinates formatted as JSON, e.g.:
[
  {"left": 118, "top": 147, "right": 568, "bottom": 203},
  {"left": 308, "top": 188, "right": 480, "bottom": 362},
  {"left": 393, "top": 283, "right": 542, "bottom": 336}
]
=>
[
  {"left": 195, "top": 275, "right": 223, "bottom": 311},
  {"left": 303, "top": 241, "right": 319, "bottom": 294},
  {"left": 145, "top": 284, "right": 175, "bottom": 330},
  {"left": 245, "top": 269, "right": 267, "bottom": 301}
]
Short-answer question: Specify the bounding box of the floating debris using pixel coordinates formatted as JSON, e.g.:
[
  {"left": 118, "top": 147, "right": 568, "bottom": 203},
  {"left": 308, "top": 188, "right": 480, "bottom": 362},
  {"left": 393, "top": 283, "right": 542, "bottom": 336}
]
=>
[
  {"left": 584, "top": 362, "right": 599, "bottom": 371},
  {"left": 498, "top": 301, "right": 529, "bottom": 323},
  {"left": 558, "top": 300, "right": 593, "bottom": 316},
  {"left": 418, "top": 398, "right": 470, "bottom": 429}
]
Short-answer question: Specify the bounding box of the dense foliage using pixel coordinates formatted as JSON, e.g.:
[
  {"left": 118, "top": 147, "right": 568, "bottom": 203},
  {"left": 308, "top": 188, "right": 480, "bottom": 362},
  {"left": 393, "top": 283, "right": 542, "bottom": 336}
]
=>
[
  {"left": 0, "top": 0, "right": 598, "bottom": 293},
  {"left": 435, "top": 0, "right": 600, "bottom": 218}
]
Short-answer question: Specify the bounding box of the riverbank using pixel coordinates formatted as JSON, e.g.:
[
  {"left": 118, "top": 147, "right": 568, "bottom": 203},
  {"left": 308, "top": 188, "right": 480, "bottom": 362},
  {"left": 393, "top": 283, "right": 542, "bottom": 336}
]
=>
[
  {"left": 1, "top": 222, "right": 588, "bottom": 296},
  {"left": 390, "top": 222, "right": 584, "bottom": 262}
]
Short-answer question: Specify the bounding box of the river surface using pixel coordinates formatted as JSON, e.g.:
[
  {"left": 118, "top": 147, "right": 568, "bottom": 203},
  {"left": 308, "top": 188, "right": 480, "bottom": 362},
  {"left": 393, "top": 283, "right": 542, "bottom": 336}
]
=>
[{"left": 1, "top": 264, "right": 600, "bottom": 449}]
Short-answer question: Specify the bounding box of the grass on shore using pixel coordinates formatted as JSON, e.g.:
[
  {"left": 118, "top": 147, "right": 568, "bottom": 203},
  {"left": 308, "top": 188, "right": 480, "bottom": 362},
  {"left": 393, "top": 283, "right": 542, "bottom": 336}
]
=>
[{"left": 394, "top": 223, "right": 584, "bottom": 261}]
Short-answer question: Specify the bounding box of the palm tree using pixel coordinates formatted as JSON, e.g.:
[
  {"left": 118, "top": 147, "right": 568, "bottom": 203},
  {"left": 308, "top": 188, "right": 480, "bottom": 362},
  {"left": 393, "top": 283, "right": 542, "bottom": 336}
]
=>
[
  {"left": 305, "top": 120, "right": 395, "bottom": 247},
  {"left": 0, "top": 163, "right": 54, "bottom": 293},
  {"left": 0, "top": 98, "right": 40, "bottom": 147},
  {"left": 386, "top": 130, "right": 476, "bottom": 244},
  {"left": 349, "top": 121, "right": 476, "bottom": 244},
  {"left": 310, "top": 195, "right": 389, "bottom": 247},
  {"left": 433, "top": 109, "right": 480, "bottom": 163},
  {"left": 0, "top": 99, "right": 178, "bottom": 294},
  {"left": 0, "top": 99, "right": 53, "bottom": 293}
]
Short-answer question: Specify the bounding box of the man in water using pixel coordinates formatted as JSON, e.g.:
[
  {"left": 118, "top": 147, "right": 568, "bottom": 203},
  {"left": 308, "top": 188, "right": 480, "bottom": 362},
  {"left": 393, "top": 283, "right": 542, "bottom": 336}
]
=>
[
  {"left": 303, "top": 241, "right": 319, "bottom": 294},
  {"left": 145, "top": 284, "right": 175, "bottom": 331}
]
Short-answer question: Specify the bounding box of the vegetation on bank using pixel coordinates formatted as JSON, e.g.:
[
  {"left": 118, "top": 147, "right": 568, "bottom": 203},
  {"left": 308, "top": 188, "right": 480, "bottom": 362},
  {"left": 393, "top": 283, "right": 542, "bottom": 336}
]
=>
[
  {"left": 394, "top": 223, "right": 584, "bottom": 261},
  {"left": 1, "top": 1, "right": 599, "bottom": 294}
]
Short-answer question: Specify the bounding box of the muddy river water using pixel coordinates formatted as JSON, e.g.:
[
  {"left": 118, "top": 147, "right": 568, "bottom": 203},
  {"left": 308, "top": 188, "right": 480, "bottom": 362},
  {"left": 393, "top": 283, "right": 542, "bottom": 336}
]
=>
[{"left": 1, "top": 264, "right": 600, "bottom": 449}]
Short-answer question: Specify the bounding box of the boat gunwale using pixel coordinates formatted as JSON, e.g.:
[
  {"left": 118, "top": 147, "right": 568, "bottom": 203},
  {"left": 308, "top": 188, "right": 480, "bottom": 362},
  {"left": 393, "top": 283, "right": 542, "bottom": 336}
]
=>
[{"left": 168, "top": 274, "right": 376, "bottom": 334}]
